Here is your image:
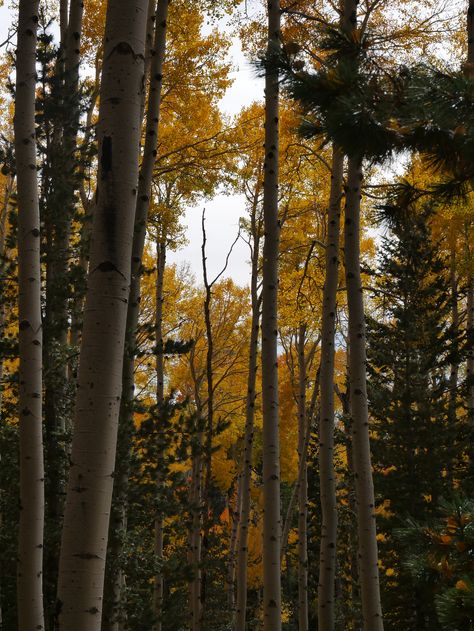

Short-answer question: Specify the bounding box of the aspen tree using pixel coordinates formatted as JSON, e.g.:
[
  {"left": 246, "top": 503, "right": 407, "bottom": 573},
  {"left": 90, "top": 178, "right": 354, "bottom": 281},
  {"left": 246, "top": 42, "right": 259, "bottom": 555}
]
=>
[
  {"left": 344, "top": 158, "right": 384, "bottom": 630},
  {"left": 297, "top": 324, "right": 308, "bottom": 631},
  {"left": 318, "top": 147, "right": 344, "bottom": 631},
  {"left": 152, "top": 239, "right": 166, "bottom": 631},
  {"left": 339, "top": 1, "right": 384, "bottom": 627},
  {"left": 104, "top": 2, "right": 169, "bottom": 626},
  {"left": 261, "top": 1, "right": 282, "bottom": 628},
  {"left": 466, "top": 3, "right": 474, "bottom": 421},
  {"left": 15, "top": 2, "right": 45, "bottom": 628},
  {"left": 235, "top": 182, "right": 262, "bottom": 631},
  {"left": 467, "top": 264, "right": 474, "bottom": 416},
  {"left": 56, "top": 1, "right": 148, "bottom": 628}
]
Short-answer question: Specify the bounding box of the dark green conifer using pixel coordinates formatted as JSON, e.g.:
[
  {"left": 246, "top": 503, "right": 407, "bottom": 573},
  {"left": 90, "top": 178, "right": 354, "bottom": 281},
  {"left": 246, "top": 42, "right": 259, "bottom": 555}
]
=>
[{"left": 367, "top": 200, "right": 461, "bottom": 630}]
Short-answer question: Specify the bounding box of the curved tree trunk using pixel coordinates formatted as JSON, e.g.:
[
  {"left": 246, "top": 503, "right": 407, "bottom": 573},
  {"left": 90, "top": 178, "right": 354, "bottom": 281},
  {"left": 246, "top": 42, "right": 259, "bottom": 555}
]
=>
[
  {"left": 318, "top": 146, "right": 344, "bottom": 631},
  {"left": 261, "top": 1, "right": 282, "bottom": 628},
  {"left": 56, "top": 2, "right": 148, "bottom": 628},
  {"left": 344, "top": 158, "right": 384, "bottom": 631},
  {"left": 15, "top": 2, "right": 45, "bottom": 629}
]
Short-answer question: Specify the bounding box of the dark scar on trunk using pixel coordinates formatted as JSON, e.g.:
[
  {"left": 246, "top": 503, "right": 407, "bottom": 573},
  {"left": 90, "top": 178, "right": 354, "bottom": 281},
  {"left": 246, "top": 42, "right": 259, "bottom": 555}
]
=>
[
  {"left": 100, "top": 135, "right": 116, "bottom": 258},
  {"left": 101, "top": 136, "right": 112, "bottom": 179}
]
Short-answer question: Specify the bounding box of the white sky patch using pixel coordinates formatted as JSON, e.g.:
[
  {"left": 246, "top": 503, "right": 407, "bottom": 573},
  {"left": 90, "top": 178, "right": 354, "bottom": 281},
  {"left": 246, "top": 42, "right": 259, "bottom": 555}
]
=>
[{"left": 168, "top": 34, "right": 263, "bottom": 288}]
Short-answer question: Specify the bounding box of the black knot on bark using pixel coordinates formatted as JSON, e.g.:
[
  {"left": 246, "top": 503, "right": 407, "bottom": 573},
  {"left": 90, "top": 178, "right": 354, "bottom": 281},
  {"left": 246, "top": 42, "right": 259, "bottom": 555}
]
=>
[{"left": 115, "top": 41, "right": 134, "bottom": 55}]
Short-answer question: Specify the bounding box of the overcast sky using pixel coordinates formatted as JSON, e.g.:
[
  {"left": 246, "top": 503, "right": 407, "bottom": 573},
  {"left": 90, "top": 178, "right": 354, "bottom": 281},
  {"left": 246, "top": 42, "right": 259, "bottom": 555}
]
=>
[
  {"left": 167, "top": 35, "right": 263, "bottom": 287},
  {"left": 0, "top": 5, "right": 262, "bottom": 287}
]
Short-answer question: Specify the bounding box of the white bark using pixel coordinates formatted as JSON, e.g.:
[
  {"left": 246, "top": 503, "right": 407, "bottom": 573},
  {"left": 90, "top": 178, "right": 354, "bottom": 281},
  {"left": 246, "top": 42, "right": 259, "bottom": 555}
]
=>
[
  {"left": 235, "top": 202, "right": 261, "bottom": 631},
  {"left": 261, "top": 1, "right": 282, "bottom": 628},
  {"left": 152, "top": 240, "right": 166, "bottom": 631},
  {"left": 318, "top": 147, "right": 344, "bottom": 631},
  {"left": 297, "top": 325, "right": 308, "bottom": 631},
  {"left": 467, "top": 270, "right": 474, "bottom": 416},
  {"left": 56, "top": 3, "right": 148, "bottom": 629},
  {"left": 344, "top": 159, "right": 383, "bottom": 631},
  {"left": 14, "top": 1, "right": 45, "bottom": 628}
]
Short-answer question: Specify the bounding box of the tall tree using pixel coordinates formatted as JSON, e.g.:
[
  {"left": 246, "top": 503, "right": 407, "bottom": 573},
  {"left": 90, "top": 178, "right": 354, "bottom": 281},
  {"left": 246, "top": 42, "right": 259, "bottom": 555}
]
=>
[
  {"left": 367, "top": 203, "right": 456, "bottom": 629},
  {"left": 341, "top": 2, "right": 384, "bottom": 628},
  {"left": 261, "top": 1, "right": 282, "bottom": 629},
  {"left": 56, "top": 1, "right": 149, "bottom": 628},
  {"left": 344, "top": 156, "right": 384, "bottom": 631},
  {"left": 14, "top": 1, "right": 45, "bottom": 629},
  {"left": 103, "top": 2, "right": 170, "bottom": 626},
  {"left": 235, "top": 174, "right": 262, "bottom": 631},
  {"left": 318, "top": 146, "right": 344, "bottom": 631}
]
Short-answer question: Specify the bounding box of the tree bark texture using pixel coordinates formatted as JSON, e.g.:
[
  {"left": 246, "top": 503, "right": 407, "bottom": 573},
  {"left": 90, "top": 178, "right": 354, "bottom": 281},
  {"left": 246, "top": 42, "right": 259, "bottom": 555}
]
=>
[
  {"left": 344, "top": 159, "right": 384, "bottom": 631},
  {"left": 152, "top": 240, "right": 166, "bottom": 631},
  {"left": 468, "top": 0, "right": 474, "bottom": 67},
  {"left": 15, "top": 2, "right": 45, "bottom": 628},
  {"left": 235, "top": 205, "right": 261, "bottom": 631},
  {"left": 103, "top": 3, "right": 169, "bottom": 626},
  {"left": 297, "top": 325, "right": 309, "bottom": 631},
  {"left": 56, "top": 3, "right": 148, "bottom": 629},
  {"left": 468, "top": 271, "right": 474, "bottom": 416},
  {"left": 318, "top": 146, "right": 344, "bottom": 631},
  {"left": 261, "top": 1, "right": 282, "bottom": 628}
]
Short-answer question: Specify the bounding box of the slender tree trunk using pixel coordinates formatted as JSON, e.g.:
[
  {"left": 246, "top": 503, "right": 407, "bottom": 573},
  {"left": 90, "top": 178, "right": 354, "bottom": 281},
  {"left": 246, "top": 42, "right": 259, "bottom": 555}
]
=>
[
  {"left": 102, "top": 3, "right": 169, "bottom": 626},
  {"left": 448, "top": 247, "right": 459, "bottom": 476},
  {"left": 187, "top": 347, "right": 204, "bottom": 631},
  {"left": 261, "top": 2, "right": 282, "bottom": 627},
  {"left": 318, "top": 146, "right": 344, "bottom": 631},
  {"left": 60, "top": 0, "right": 68, "bottom": 43},
  {"left": 56, "top": 3, "right": 148, "bottom": 628},
  {"left": 0, "top": 184, "right": 11, "bottom": 631},
  {"left": 344, "top": 158, "right": 384, "bottom": 631},
  {"left": 188, "top": 412, "right": 203, "bottom": 631},
  {"left": 468, "top": 0, "right": 474, "bottom": 69},
  {"left": 228, "top": 468, "right": 243, "bottom": 612},
  {"left": 152, "top": 240, "right": 167, "bottom": 631},
  {"left": 281, "top": 367, "right": 320, "bottom": 562},
  {"left": 297, "top": 325, "right": 309, "bottom": 631},
  {"left": 200, "top": 212, "right": 215, "bottom": 631},
  {"left": 14, "top": 2, "right": 45, "bottom": 629},
  {"left": 235, "top": 211, "right": 261, "bottom": 631},
  {"left": 467, "top": 270, "right": 474, "bottom": 417}
]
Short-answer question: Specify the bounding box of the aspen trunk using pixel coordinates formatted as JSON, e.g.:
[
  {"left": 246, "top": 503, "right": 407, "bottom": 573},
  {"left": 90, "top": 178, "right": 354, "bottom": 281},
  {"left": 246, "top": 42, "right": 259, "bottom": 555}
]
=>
[
  {"left": 468, "top": 0, "right": 474, "bottom": 67},
  {"left": 261, "top": 1, "right": 282, "bottom": 628},
  {"left": 14, "top": 2, "right": 45, "bottom": 629},
  {"left": 0, "top": 175, "right": 13, "bottom": 631},
  {"left": 318, "top": 146, "right": 344, "bottom": 631},
  {"left": 297, "top": 325, "right": 309, "bottom": 631},
  {"left": 200, "top": 212, "right": 215, "bottom": 630},
  {"left": 152, "top": 240, "right": 166, "bottom": 631},
  {"left": 235, "top": 210, "right": 261, "bottom": 631},
  {"left": 189, "top": 439, "right": 203, "bottom": 631},
  {"left": 187, "top": 346, "right": 204, "bottom": 631},
  {"left": 448, "top": 248, "right": 459, "bottom": 460},
  {"left": 344, "top": 158, "right": 384, "bottom": 631},
  {"left": 56, "top": 2, "right": 148, "bottom": 628},
  {"left": 467, "top": 271, "right": 474, "bottom": 416},
  {"left": 103, "top": 3, "right": 169, "bottom": 626},
  {"left": 228, "top": 469, "right": 243, "bottom": 612},
  {"left": 281, "top": 367, "right": 320, "bottom": 562}
]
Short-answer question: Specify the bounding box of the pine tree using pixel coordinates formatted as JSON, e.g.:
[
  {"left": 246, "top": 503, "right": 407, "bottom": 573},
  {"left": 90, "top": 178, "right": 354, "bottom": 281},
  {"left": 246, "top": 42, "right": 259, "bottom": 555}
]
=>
[{"left": 367, "top": 202, "right": 459, "bottom": 630}]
